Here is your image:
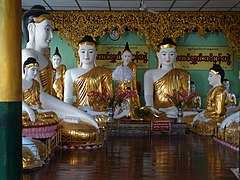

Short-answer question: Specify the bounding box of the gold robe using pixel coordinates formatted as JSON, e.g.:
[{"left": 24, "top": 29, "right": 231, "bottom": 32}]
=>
[
  {"left": 154, "top": 68, "right": 190, "bottom": 108},
  {"left": 22, "top": 80, "right": 59, "bottom": 127},
  {"left": 117, "top": 62, "right": 141, "bottom": 118},
  {"left": 192, "top": 86, "right": 228, "bottom": 136},
  {"left": 39, "top": 60, "right": 55, "bottom": 95},
  {"left": 117, "top": 62, "right": 141, "bottom": 107},
  {"left": 74, "top": 66, "right": 113, "bottom": 111},
  {"left": 53, "top": 64, "right": 66, "bottom": 100}
]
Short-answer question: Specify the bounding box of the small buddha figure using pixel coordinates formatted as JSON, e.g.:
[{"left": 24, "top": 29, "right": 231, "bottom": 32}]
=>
[
  {"left": 192, "top": 64, "right": 228, "bottom": 136},
  {"left": 144, "top": 38, "right": 190, "bottom": 118},
  {"left": 222, "top": 79, "right": 237, "bottom": 108},
  {"left": 64, "top": 35, "right": 114, "bottom": 125},
  {"left": 22, "top": 5, "right": 104, "bottom": 148},
  {"left": 22, "top": 57, "right": 59, "bottom": 138},
  {"left": 188, "top": 81, "right": 201, "bottom": 109},
  {"left": 112, "top": 42, "right": 141, "bottom": 118},
  {"left": 52, "top": 47, "right": 66, "bottom": 100}
]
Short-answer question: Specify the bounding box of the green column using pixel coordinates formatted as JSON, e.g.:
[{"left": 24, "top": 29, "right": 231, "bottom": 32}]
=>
[{"left": 0, "top": 1, "right": 22, "bottom": 180}]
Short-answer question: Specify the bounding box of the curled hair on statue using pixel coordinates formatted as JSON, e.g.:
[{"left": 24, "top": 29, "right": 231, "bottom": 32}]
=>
[
  {"left": 210, "top": 64, "right": 225, "bottom": 83},
  {"left": 23, "top": 57, "right": 39, "bottom": 74}
]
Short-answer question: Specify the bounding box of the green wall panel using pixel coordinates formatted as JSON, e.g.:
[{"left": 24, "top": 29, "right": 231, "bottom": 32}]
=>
[{"left": 0, "top": 102, "right": 22, "bottom": 180}]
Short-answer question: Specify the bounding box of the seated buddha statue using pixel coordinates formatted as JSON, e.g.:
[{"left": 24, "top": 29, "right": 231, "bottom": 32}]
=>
[
  {"left": 191, "top": 64, "right": 228, "bottom": 136},
  {"left": 222, "top": 79, "right": 237, "bottom": 108},
  {"left": 22, "top": 57, "right": 59, "bottom": 138},
  {"left": 144, "top": 38, "right": 190, "bottom": 118},
  {"left": 64, "top": 35, "right": 114, "bottom": 126},
  {"left": 217, "top": 71, "right": 240, "bottom": 147},
  {"left": 22, "top": 5, "right": 104, "bottom": 148},
  {"left": 52, "top": 47, "right": 66, "bottom": 100},
  {"left": 112, "top": 42, "right": 141, "bottom": 118},
  {"left": 188, "top": 81, "right": 202, "bottom": 109}
]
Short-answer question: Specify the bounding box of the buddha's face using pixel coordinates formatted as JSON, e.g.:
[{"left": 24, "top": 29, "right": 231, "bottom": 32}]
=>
[
  {"left": 52, "top": 55, "right": 61, "bottom": 68},
  {"left": 190, "top": 84, "right": 196, "bottom": 93},
  {"left": 26, "top": 66, "right": 39, "bottom": 80},
  {"left": 34, "top": 20, "right": 53, "bottom": 49},
  {"left": 122, "top": 51, "right": 133, "bottom": 66},
  {"left": 208, "top": 71, "right": 220, "bottom": 86},
  {"left": 78, "top": 45, "right": 97, "bottom": 65},
  {"left": 158, "top": 48, "right": 177, "bottom": 67}
]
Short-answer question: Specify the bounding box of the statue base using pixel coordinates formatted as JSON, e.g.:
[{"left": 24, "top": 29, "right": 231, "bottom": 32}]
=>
[{"left": 107, "top": 119, "right": 189, "bottom": 136}]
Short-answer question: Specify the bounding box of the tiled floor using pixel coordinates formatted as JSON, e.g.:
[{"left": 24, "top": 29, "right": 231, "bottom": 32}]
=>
[{"left": 22, "top": 133, "right": 239, "bottom": 180}]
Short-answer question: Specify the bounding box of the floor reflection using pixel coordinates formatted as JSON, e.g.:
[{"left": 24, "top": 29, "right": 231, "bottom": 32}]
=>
[{"left": 23, "top": 133, "right": 239, "bottom": 180}]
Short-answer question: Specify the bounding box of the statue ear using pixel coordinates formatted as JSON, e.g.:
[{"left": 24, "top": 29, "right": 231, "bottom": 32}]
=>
[
  {"left": 27, "top": 23, "right": 36, "bottom": 40},
  {"left": 156, "top": 52, "right": 161, "bottom": 68},
  {"left": 24, "top": 67, "right": 28, "bottom": 76}
]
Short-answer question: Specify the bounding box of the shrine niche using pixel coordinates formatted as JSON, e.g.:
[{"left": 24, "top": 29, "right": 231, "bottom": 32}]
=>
[{"left": 52, "top": 11, "right": 240, "bottom": 65}]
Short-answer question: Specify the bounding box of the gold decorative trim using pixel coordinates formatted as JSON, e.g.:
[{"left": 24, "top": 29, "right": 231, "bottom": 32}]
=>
[
  {"left": 33, "top": 14, "right": 52, "bottom": 23},
  {"left": 52, "top": 11, "right": 240, "bottom": 66},
  {"left": 160, "top": 44, "right": 176, "bottom": 49},
  {"left": 210, "top": 69, "right": 219, "bottom": 75},
  {"left": 79, "top": 42, "right": 97, "bottom": 48},
  {"left": 26, "top": 63, "right": 39, "bottom": 68}
]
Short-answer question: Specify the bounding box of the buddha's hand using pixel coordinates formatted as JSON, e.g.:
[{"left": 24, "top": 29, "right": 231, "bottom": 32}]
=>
[
  {"left": 55, "top": 73, "right": 62, "bottom": 80},
  {"left": 26, "top": 107, "right": 36, "bottom": 122},
  {"left": 150, "top": 107, "right": 161, "bottom": 114}
]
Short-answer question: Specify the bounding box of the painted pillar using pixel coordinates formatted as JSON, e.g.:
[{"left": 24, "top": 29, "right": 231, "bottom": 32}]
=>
[{"left": 0, "top": 1, "right": 22, "bottom": 180}]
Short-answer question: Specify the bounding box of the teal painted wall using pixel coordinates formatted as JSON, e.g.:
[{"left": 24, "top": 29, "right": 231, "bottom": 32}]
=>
[{"left": 22, "top": 31, "right": 240, "bottom": 108}]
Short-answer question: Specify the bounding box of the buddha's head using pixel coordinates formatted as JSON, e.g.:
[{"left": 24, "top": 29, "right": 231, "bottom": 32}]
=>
[
  {"left": 208, "top": 64, "right": 225, "bottom": 86},
  {"left": 222, "top": 79, "right": 230, "bottom": 91},
  {"left": 23, "top": 57, "right": 39, "bottom": 80},
  {"left": 122, "top": 42, "right": 133, "bottom": 66},
  {"left": 78, "top": 35, "right": 97, "bottom": 67},
  {"left": 22, "top": 5, "right": 53, "bottom": 48},
  {"left": 52, "top": 47, "right": 62, "bottom": 69},
  {"left": 157, "top": 38, "right": 177, "bottom": 69},
  {"left": 190, "top": 81, "right": 196, "bottom": 93}
]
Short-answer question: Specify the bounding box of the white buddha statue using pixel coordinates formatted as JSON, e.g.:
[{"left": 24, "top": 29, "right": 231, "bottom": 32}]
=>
[
  {"left": 22, "top": 57, "right": 59, "bottom": 138},
  {"left": 191, "top": 64, "right": 228, "bottom": 136},
  {"left": 218, "top": 70, "right": 240, "bottom": 146},
  {"left": 144, "top": 38, "right": 190, "bottom": 118},
  {"left": 222, "top": 79, "right": 237, "bottom": 108},
  {"left": 64, "top": 35, "right": 113, "bottom": 125},
  {"left": 22, "top": 5, "right": 104, "bottom": 148},
  {"left": 112, "top": 42, "right": 141, "bottom": 119},
  {"left": 52, "top": 47, "right": 66, "bottom": 100}
]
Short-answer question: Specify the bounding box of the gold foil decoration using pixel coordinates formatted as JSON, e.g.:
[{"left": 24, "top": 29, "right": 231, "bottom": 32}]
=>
[{"left": 52, "top": 11, "right": 240, "bottom": 65}]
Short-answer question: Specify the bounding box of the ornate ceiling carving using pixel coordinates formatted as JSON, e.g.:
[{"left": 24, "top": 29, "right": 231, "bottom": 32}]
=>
[{"left": 52, "top": 11, "right": 240, "bottom": 65}]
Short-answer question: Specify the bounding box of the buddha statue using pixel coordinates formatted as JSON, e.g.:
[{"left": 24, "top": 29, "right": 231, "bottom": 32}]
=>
[
  {"left": 217, "top": 71, "right": 240, "bottom": 146},
  {"left": 222, "top": 79, "right": 237, "bottom": 108},
  {"left": 188, "top": 81, "right": 202, "bottom": 109},
  {"left": 144, "top": 38, "right": 190, "bottom": 118},
  {"left": 64, "top": 35, "right": 114, "bottom": 125},
  {"left": 192, "top": 64, "right": 228, "bottom": 136},
  {"left": 22, "top": 5, "right": 104, "bottom": 148},
  {"left": 112, "top": 42, "right": 141, "bottom": 119},
  {"left": 52, "top": 47, "right": 66, "bottom": 100},
  {"left": 22, "top": 57, "right": 59, "bottom": 138}
]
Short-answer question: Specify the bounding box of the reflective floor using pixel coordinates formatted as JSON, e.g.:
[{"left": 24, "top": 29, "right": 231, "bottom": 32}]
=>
[{"left": 23, "top": 133, "right": 239, "bottom": 180}]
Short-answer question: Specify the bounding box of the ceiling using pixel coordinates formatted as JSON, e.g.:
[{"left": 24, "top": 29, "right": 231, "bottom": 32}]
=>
[{"left": 22, "top": 0, "right": 240, "bottom": 12}]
